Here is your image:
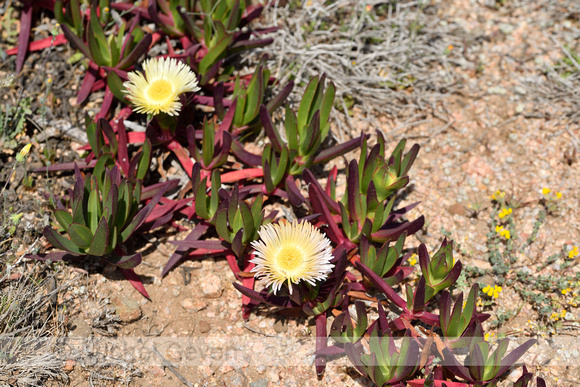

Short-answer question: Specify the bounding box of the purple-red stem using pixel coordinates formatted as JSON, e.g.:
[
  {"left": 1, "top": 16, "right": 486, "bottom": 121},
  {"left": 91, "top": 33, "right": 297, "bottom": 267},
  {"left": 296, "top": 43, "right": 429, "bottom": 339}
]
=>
[{"left": 315, "top": 313, "right": 328, "bottom": 376}]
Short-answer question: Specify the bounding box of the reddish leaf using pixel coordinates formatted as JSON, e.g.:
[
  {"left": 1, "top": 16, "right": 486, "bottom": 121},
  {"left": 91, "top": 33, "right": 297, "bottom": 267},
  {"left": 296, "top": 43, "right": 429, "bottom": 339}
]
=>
[
  {"left": 16, "top": 1, "right": 33, "bottom": 73},
  {"left": 119, "top": 268, "right": 149, "bottom": 299}
]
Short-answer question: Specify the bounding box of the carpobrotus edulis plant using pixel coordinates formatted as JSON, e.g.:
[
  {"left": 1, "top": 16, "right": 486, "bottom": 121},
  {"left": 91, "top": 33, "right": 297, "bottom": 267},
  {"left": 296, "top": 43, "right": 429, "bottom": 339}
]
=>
[
  {"left": 123, "top": 57, "right": 200, "bottom": 116},
  {"left": 251, "top": 220, "right": 334, "bottom": 295}
]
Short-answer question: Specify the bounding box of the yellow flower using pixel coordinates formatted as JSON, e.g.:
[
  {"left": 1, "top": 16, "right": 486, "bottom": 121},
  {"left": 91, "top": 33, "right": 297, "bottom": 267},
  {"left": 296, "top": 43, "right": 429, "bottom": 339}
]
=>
[
  {"left": 542, "top": 188, "right": 551, "bottom": 195},
  {"left": 250, "top": 221, "right": 334, "bottom": 295},
  {"left": 498, "top": 207, "right": 512, "bottom": 218},
  {"left": 495, "top": 226, "right": 510, "bottom": 240},
  {"left": 490, "top": 190, "right": 505, "bottom": 201},
  {"left": 562, "top": 287, "right": 571, "bottom": 295},
  {"left": 408, "top": 253, "right": 417, "bottom": 266},
  {"left": 568, "top": 246, "right": 578, "bottom": 259},
  {"left": 16, "top": 143, "right": 32, "bottom": 163},
  {"left": 123, "top": 57, "right": 200, "bottom": 116},
  {"left": 482, "top": 285, "right": 502, "bottom": 298},
  {"left": 556, "top": 192, "right": 562, "bottom": 199}
]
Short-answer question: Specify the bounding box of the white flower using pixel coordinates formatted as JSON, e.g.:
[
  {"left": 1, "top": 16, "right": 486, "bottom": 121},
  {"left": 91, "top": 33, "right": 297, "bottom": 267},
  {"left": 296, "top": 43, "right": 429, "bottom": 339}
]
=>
[
  {"left": 250, "top": 221, "right": 334, "bottom": 295},
  {"left": 123, "top": 57, "right": 200, "bottom": 116}
]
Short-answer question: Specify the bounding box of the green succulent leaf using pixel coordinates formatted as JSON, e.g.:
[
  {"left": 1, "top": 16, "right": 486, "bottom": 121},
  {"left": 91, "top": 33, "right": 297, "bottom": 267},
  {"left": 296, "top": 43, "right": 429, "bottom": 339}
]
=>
[
  {"left": 44, "top": 226, "right": 84, "bottom": 255},
  {"left": 87, "top": 215, "right": 109, "bottom": 256},
  {"left": 68, "top": 223, "right": 93, "bottom": 249}
]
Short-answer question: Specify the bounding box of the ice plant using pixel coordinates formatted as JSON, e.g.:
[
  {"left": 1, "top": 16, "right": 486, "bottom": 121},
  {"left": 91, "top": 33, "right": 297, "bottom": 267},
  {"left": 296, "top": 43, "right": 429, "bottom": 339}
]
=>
[
  {"left": 123, "top": 57, "right": 200, "bottom": 116},
  {"left": 250, "top": 220, "right": 334, "bottom": 295}
]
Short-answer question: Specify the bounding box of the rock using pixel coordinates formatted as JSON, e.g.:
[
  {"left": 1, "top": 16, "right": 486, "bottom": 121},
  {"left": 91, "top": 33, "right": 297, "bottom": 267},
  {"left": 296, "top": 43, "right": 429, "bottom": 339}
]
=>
[
  {"left": 498, "top": 23, "right": 515, "bottom": 35},
  {"left": 68, "top": 317, "right": 92, "bottom": 337},
  {"left": 63, "top": 359, "right": 75, "bottom": 372},
  {"left": 250, "top": 379, "right": 268, "bottom": 387},
  {"left": 273, "top": 319, "right": 288, "bottom": 333},
  {"left": 198, "top": 320, "right": 212, "bottom": 333},
  {"left": 487, "top": 86, "right": 507, "bottom": 95},
  {"left": 462, "top": 156, "right": 493, "bottom": 177},
  {"left": 181, "top": 298, "right": 207, "bottom": 311},
  {"left": 149, "top": 366, "right": 165, "bottom": 378},
  {"left": 111, "top": 296, "right": 142, "bottom": 323},
  {"left": 447, "top": 203, "right": 467, "bottom": 217},
  {"left": 202, "top": 273, "right": 223, "bottom": 298},
  {"left": 221, "top": 370, "right": 248, "bottom": 387}
]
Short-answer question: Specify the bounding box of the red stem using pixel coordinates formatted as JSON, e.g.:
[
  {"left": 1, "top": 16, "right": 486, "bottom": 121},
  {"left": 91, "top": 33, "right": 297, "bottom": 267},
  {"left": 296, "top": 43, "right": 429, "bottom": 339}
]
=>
[
  {"left": 167, "top": 140, "right": 194, "bottom": 178},
  {"left": 219, "top": 168, "right": 263, "bottom": 184},
  {"left": 315, "top": 313, "right": 328, "bottom": 376}
]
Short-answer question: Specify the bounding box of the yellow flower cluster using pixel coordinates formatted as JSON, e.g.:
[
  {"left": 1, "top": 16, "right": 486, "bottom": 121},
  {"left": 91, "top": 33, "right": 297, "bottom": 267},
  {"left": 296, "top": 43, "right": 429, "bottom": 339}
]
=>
[
  {"left": 407, "top": 253, "right": 417, "bottom": 266},
  {"left": 490, "top": 190, "right": 506, "bottom": 201},
  {"left": 550, "top": 309, "right": 567, "bottom": 321},
  {"left": 498, "top": 207, "right": 512, "bottom": 219},
  {"left": 484, "top": 332, "right": 495, "bottom": 341},
  {"left": 561, "top": 286, "right": 572, "bottom": 295},
  {"left": 482, "top": 284, "right": 502, "bottom": 298},
  {"left": 495, "top": 225, "right": 511, "bottom": 240},
  {"left": 542, "top": 187, "right": 562, "bottom": 199},
  {"left": 560, "top": 281, "right": 578, "bottom": 306},
  {"left": 568, "top": 246, "right": 579, "bottom": 259}
]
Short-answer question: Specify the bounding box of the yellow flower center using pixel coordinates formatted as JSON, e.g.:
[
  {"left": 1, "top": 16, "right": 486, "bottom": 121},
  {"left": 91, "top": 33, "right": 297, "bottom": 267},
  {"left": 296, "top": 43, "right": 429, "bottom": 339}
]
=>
[
  {"left": 147, "top": 79, "right": 173, "bottom": 102},
  {"left": 276, "top": 245, "right": 303, "bottom": 273}
]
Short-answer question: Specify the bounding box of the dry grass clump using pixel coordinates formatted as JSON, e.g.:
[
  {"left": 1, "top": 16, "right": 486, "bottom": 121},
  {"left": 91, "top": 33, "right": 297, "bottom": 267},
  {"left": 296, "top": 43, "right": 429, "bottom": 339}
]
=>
[
  {"left": 0, "top": 268, "right": 67, "bottom": 385},
  {"left": 254, "top": 0, "right": 480, "bottom": 123}
]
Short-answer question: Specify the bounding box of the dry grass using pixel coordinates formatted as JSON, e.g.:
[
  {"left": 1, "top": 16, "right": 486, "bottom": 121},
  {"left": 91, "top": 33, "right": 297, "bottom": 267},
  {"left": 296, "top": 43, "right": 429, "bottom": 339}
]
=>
[
  {"left": 251, "top": 0, "right": 482, "bottom": 136},
  {"left": 0, "top": 268, "right": 68, "bottom": 385}
]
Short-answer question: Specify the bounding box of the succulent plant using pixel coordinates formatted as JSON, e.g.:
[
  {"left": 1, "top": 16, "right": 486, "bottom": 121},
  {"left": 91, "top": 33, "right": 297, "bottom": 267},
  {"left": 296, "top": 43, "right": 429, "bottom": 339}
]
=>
[
  {"left": 419, "top": 239, "right": 462, "bottom": 301},
  {"left": 439, "top": 285, "right": 490, "bottom": 349},
  {"left": 345, "top": 329, "right": 420, "bottom": 387},
  {"left": 43, "top": 163, "right": 164, "bottom": 266},
  {"left": 443, "top": 337, "right": 537, "bottom": 385}
]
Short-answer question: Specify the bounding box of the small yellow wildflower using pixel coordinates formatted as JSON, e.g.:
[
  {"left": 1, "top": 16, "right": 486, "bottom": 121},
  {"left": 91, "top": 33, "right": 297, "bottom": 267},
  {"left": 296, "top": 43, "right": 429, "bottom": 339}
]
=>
[
  {"left": 562, "top": 287, "right": 572, "bottom": 295},
  {"left": 556, "top": 192, "right": 562, "bottom": 199},
  {"left": 16, "top": 144, "right": 32, "bottom": 163},
  {"left": 560, "top": 309, "right": 567, "bottom": 318},
  {"left": 542, "top": 188, "right": 551, "bottom": 195},
  {"left": 495, "top": 226, "right": 511, "bottom": 240},
  {"left": 408, "top": 253, "right": 417, "bottom": 266},
  {"left": 550, "top": 312, "right": 559, "bottom": 321},
  {"left": 448, "top": 45, "right": 454, "bottom": 51},
  {"left": 484, "top": 332, "right": 495, "bottom": 341},
  {"left": 490, "top": 190, "right": 506, "bottom": 201},
  {"left": 568, "top": 246, "right": 579, "bottom": 259},
  {"left": 482, "top": 285, "right": 502, "bottom": 298},
  {"left": 498, "top": 207, "right": 512, "bottom": 219}
]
